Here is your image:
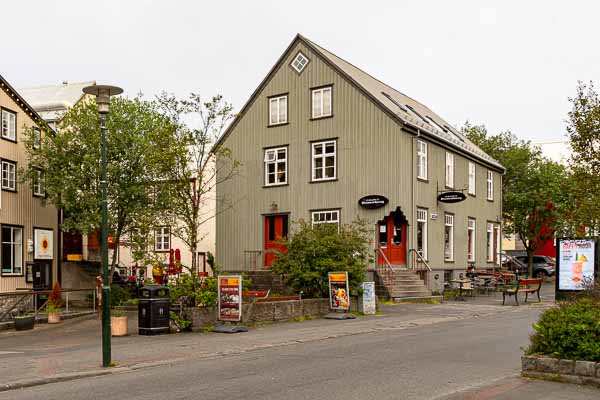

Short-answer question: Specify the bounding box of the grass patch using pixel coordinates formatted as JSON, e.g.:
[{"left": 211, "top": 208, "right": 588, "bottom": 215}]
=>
[{"left": 292, "top": 315, "right": 315, "bottom": 322}]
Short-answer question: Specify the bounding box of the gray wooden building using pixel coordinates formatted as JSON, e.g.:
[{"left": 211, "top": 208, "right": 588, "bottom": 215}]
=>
[{"left": 215, "top": 35, "right": 504, "bottom": 297}]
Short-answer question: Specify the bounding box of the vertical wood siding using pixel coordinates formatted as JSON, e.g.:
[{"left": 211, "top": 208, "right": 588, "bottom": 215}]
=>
[
  {"left": 217, "top": 41, "right": 502, "bottom": 272},
  {"left": 0, "top": 88, "right": 58, "bottom": 292}
]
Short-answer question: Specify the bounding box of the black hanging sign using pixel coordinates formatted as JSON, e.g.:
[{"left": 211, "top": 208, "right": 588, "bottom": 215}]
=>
[
  {"left": 358, "top": 195, "right": 388, "bottom": 209},
  {"left": 437, "top": 191, "right": 467, "bottom": 203}
]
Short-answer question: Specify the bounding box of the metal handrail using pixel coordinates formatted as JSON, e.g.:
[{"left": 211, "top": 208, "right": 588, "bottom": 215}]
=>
[
  {"left": 408, "top": 249, "right": 432, "bottom": 272},
  {"left": 375, "top": 247, "right": 394, "bottom": 272}
]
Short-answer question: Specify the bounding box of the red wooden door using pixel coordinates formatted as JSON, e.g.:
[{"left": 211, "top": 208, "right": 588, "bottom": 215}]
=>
[
  {"left": 378, "top": 217, "right": 407, "bottom": 266},
  {"left": 264, "top": 215, "right": 288, "bottom": 267}
]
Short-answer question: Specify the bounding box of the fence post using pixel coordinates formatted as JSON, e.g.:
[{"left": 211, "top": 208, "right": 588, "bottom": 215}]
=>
[
  {"left": 34, "top": 293, "right": 37, "bottom": 320},
  {"left": 66, "top": 292, "right": 69, "bottom": 313}
]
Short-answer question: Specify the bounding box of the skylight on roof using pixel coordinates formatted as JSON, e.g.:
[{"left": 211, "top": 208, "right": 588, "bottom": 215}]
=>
[
  {"left": 291, "top": 52, "right": 309, "bottom": 73},
  {"left": 405, "top": 105, "right": 428, "bottom": 125},
  {"left": 381, "top": 92, "right": 407, "bottom": 112},
  {"left": 426, "top": 116, "right": 446, "bottom": 133}
]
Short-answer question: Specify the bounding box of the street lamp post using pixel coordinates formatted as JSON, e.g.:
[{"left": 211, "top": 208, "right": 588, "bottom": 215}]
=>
[{"left": 82, "top": 84, "right": 123, "bottom": 368}]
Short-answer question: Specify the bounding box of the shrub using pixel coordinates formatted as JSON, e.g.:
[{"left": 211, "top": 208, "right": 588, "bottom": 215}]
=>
[
  {"left": 168, "top": 273, "right": 218, "bottom": 307},
  {"left": 526, "top": 297, "right": 600, "bottom": 361},
  {"left": 271, "top": 219, "right": 369, "bottom": 298},
  {"left": 110, "top": 284, "right": 131, "bottom": 308}
]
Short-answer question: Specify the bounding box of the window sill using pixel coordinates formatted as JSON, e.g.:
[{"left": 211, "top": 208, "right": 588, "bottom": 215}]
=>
[
  {"left": 2, "top": 188, "right": 17, "bottom": 193},
  {"left": 1, "top": 136, "right": 17, "bottom": 143},
  {"left": 444, "top": 259, "right": 455, "bottom": 263},
  {"left": 33, "top": 193, "right": 45, "bottom": 198},
  {"left": 267, "top": 122, "right": 289, "bottom": 128},
  {"left": 154, "top": 249, "right": 170, "bottom": 253},
  {"left": 417, "top": 177, "right": 429, "bottom": 183},
  {"left": 486, "top": 198, "right": 494, "bottom": 202},
  {"left": 445, "top": 185, "right": 454, "bottom": 190},
  {"left": 263, "top": 183, "right": 289, "bottom": 188},
  {"left": 309, "top": 178, "right": 338, "bottom": 184},
  {"left": 1, "top": 273, "right": 24, "bottom": 277},
  {"left": 468, "top": 193, "right": 476, "bottom": 197},
  {"left": 310, "top": 115, "right": 333, "bottom": 121}
]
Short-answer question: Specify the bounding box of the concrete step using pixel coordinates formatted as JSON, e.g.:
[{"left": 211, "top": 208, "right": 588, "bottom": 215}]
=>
[
  {"left": 392, "top": 295, "right": 443, "bottom": 303},
  {"left": 387, "top": 285, "right": 429, "bottom": 291}
]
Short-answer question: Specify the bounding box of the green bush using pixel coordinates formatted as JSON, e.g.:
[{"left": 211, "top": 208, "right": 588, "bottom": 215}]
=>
[
  {"left": 526, "top": 297, "right": 600, "bottom": 361},
  {"left": 110, "top": 284, "right": 131, "bottom": 308},
  {"left": 168, "top": 273, "right": 218, "bottom": 307},
  {"left": 271, "top": 219, "right": 369, "bottom": 298}
]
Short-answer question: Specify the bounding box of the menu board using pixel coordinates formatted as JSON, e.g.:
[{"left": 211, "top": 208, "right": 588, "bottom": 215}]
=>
[
  {"left": 34, "top": 229, "right": 53, "bottom": 260},
  {"left": 558, "top": 239, "right": 596, "bottom": 291},
  {"left": 328, "top": 272, "right": 350, "bottom": 311},
  {"left": 218, "top": 275, "right": 242, "bottom": 321}
]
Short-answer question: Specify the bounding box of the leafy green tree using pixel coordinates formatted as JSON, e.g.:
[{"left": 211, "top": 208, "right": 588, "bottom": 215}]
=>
[
  {"left": 155, "top": 93, "right": 239, "bottom": 276},
  {"left": 566, "top": 81, "right": 600, "bottom": 235},
  {"left": 271, "top": 220, "right": 369, "bottom": 298},
  {"left": 463, "top": 123, "right": 571, "bottom": 276},
  {"left": 22, "top": 97, "right": 184, "bottom": 282}
]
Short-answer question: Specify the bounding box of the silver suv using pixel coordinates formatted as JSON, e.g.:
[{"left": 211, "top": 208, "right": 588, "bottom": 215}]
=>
[{"left": 513, "top": 255, "right": 555, "bottom": 278}]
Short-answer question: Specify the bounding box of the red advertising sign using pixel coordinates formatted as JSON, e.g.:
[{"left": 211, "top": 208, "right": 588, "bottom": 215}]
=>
[{"left": 218, "top": 275, "right": 242, "bottom": 321}]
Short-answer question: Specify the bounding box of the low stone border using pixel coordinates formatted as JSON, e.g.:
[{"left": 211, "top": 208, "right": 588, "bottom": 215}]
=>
[
  {"left": 184, "top": 298, "right": 334, "bottom": 329},
  {"left": 522, "top": 355, "right": 600, "bottom": 387}
]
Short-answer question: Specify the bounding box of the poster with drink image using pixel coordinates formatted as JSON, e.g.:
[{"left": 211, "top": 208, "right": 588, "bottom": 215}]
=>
[{"left": 558, "top": 239, "right": 595, "bottom": 290}]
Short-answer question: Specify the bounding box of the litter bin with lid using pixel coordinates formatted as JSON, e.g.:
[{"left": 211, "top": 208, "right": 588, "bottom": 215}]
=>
[{"left": 138, "top": 285, "right": 170, "bottom": 335}]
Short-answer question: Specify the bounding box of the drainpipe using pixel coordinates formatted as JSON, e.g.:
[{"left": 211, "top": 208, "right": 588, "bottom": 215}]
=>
[
  {"left": 411, "top": 129, "right": 420, "bottom": 268},
  {"left": 57, "top": 208, "right": 62, "bottom": 285}
]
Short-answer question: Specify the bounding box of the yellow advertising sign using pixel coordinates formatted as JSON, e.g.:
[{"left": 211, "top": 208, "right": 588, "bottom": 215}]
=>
[
  {"left": 329, "top": 273, "right": 347, "bottom": 283},
  {"left": 66, "top": 254, "right": 83, "bottom": 262},
  {"left": 220, "top": 277, "right": 240, "bottom": 286}
]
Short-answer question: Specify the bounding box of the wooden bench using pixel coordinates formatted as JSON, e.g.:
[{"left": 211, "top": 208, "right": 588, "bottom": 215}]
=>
[{"left": 502, "top": 278, "right": 542, "bottom": 306}]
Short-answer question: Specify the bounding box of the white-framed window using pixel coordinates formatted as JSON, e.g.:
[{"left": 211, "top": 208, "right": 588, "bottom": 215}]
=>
[
  {"left": 444, "top": 214, "right": 454, "bottom": 261},
  {"left": 467, "top": 218, "right": 476, "bottom": 262},
  {"left": 269, "top": 95, "right": 287, "bottom": 125},
  {"left": 33, "top": 169, "right": 45, "bottom": 196},
  {"left": 311, "top": 209, "right": 340, "bottom": 227},
  {"left": 32, "top": 127, "right": 41, "bottom": 149},
  {"left": 1, "top": 160, "right": 16, "bottom": 191},
  {"left": 1, "top": 225, "right": 23, "bottom": 275},
  {"left": 445, "top": 152, "right": 454, "bottom": 188},
  {"left": 487, "top": 170, "right": 493, "bottom": 200},
  {"left": 291, "top": 52, "right": 309, "bottom": 73},
  {"left": 264, "top": 147, "right": 288, "bottom": 186},
  {"left": 417, "top": 140, "right": 428, "bottom": 180},
  {"left": 155, "top": 226, "right": 170, "bottom": 251},
  {"left": 312, "top": 86, "right": 332, "bottom": 118},
  {"left": 416, "top": 208, "right": 428, "bottom": 260},
  {"left": 468, "top": 162, "right": 476, "bottom": 195},
  {"left": 1, "top": 109, "right": 16, "bottom": 141},
  {"left": 311, "top": 140, "right": 336, "bottom": 181},
  {"left": 486, "top": 223, "right": 494, "bottom": 262}
]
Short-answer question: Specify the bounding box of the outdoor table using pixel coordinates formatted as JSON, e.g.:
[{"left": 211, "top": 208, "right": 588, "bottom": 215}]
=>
[{"left": 450, "top": 278, "right": 472, "bottom": 301}]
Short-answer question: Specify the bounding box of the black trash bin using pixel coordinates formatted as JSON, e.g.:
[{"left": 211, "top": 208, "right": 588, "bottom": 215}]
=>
[{"left": 138, "top": 285, "right": 170, "bottom": 335}]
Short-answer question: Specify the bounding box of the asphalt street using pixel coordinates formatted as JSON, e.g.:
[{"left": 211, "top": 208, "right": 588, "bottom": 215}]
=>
[{"left": 3, "top": 305, "right": 596, "bottom": 400}]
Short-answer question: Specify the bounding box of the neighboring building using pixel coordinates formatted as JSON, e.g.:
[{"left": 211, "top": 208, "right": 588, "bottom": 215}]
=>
[
  {"left": 215, "top": 35, "right": 504, "bottom": 296},
  {"left": 0, "top": 74, "right": 58, "bottom": 293}
]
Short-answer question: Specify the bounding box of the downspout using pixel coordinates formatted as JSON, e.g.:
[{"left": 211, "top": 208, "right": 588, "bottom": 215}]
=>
[
  {"left": 57, "top": 208, "right": 62, "bottom": 285},
  {"left": 411, "top": 127, "right": 420, "bottom": 268}
]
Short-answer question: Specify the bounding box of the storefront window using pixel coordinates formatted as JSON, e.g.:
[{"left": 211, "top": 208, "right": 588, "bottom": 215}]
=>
[
  {"left": 444, "top": 214, "right": 454, "bottom": 261},
  {"left": 417, "top": 208, "right": 427, "bottom": 259}
]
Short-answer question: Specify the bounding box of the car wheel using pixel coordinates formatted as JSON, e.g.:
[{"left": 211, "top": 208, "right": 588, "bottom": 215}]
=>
[{"left": 534, "top": 270, "right": 548, "bottom": 278}]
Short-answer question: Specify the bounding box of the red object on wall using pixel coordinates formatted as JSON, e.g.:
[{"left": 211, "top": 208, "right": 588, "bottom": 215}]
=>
[{"left": 264, "top": 215, "right": 288, "bottom": 267}]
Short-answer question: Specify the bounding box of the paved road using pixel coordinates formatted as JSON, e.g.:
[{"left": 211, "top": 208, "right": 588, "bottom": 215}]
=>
[{"left": 2, "top": 305, "right": 595, "bottom": 400}]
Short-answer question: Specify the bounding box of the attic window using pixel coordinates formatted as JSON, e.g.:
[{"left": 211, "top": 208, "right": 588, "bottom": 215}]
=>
[{"left": 291, "top": 52, "right": 309, "bottom": 73}]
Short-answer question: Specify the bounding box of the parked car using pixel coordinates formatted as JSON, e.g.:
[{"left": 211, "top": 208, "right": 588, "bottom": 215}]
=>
[{"left": 513, "top": 255, "right": 555, "bottom": 278}]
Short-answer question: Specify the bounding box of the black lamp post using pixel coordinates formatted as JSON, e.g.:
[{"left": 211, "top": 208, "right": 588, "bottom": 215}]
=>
[{"left": 82, "top": 84, "right": 123, "bottom": 368}]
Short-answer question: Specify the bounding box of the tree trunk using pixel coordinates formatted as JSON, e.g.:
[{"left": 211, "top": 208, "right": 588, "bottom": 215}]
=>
[
  {"left": 108, "top": 231, "right": 122, "bottom": 285},
  {"left": 527, "top": 248, "right": 534, "bottom": 278}
]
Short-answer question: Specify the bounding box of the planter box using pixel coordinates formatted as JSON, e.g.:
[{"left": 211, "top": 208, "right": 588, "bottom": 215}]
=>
[
  {"left": 522, "top": 355, "right": 600, "bottom": 387},
  {"left": 111, "top": 315, "right": 128, "bottom": 336},
  {"left": 14, "top": 316, "right": 35, "bottom": 331},
  {"left": 47, "top": 312, "right": 61, "bottom": 324}
]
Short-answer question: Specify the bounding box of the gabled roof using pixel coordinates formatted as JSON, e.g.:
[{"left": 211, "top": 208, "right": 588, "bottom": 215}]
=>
[
  {"left": 216, "top": 34, "right": 504, "bottom": 172},
  {"left": 19, "top": 80, "right": 95, "bottom": 122},
  {"left": 0, "top": 74, "right": 47, "bottom": 126}
]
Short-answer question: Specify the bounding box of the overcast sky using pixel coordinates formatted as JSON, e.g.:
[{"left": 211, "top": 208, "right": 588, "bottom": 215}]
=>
[{"left": 2, "top": 1, "right": 598, "bottom": 142}]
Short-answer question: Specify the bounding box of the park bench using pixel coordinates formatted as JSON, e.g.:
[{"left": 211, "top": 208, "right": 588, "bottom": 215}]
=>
[{"left": 501, "top": 278, "right": 542, "bottom": 306}]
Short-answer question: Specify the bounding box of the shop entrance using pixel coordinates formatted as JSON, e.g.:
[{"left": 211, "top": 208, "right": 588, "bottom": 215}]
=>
[
  {"left": 264, "top": 214, "right": 289, "bottom": 267},
  {"left": 377, "top": 207, "right": 408, "bottom": 267}
]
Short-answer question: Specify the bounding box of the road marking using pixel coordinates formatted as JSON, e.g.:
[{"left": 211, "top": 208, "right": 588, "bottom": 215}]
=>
[{"left": 0, "top": 351, "right": 24, "bottom": 355}]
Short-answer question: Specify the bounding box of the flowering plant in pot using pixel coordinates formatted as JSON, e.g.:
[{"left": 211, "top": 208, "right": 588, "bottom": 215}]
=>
[
  {"left": 47, "top": 282, "right": 62, "bottom": 324},
  {"left": 110, "top": 284, "right": 131, "bottom": 337}
]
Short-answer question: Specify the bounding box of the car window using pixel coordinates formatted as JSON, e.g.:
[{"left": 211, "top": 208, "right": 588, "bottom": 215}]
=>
[{"left": 533, "top": 256, "right": 546, "bottom": 263}]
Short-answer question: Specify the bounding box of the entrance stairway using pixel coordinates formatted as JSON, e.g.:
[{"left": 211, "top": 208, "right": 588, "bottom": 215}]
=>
[{"left": 374, "top": 250, "right": 442, "bottom": 303}]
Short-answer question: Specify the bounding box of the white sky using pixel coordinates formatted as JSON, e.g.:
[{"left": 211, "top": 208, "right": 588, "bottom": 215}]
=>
[{"left": 2, "top": 1, "right": 598, "bottom": 142}]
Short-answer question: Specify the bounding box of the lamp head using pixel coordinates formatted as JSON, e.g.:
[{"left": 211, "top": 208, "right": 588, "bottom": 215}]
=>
[{"left": 82, "top": 85, "right": 123, "bottom": 115}]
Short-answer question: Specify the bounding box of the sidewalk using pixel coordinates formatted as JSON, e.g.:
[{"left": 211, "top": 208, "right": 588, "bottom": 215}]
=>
[{"left": 0, "top": 299, "right": 544, "bottom": 391}]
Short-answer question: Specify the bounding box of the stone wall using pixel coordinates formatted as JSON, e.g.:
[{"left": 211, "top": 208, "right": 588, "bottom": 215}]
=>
[
  {"left": 184, "top": 298, "right": 331, "bottom": 329},
  {"left": 0, "top": 294, "right": 34, "bottom": 322},
  {"left": 241, "top": 271, "right": 295, "bottom": 295},
  {"left": 522, "top": 355, "right": 600, "bottom": 387}
]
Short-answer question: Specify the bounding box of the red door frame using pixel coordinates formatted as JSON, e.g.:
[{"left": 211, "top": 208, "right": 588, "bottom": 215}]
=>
[
  {"left": 377, "top": 215, "right": 407, "bottom": 266},
  {"left": 263, "top": 214, "right": 289, "bottom": 267}
]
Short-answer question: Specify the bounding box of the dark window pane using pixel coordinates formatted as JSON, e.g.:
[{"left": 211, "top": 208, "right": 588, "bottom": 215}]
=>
[
  {"left": 379, "top": 223, "right": 387, "bottom": 245},
  {"left": 325, "top": 156, "right": 334, "bottom": 167},
  {"left": 282, "top": 216, "right": 288, "bottom": 238},
  {"left": 268, "top": 217, "right": 275, "bottom": 241}
]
